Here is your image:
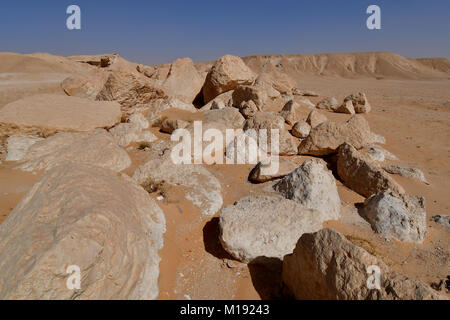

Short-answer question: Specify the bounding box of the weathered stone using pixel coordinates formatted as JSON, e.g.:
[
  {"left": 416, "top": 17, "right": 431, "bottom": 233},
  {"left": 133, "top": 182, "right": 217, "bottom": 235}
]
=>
[
  {"left": 299, "top": 115, "right": 373, "bottom": 156},
  {"left": 383, "top": 165, "right": 429, "bottom": 185},
  {"left": 337, "top": 143, "right": 404, "bottom": 197},
  {"left": 316, "top": 97, "right": 339, "bottom": 111},
  {"left": 203, "top": 107, "right": 245, "bottom": 129},
  {"left": 203, "top": 55, "right": 256, "bottom": 103},
  {"left": 0, "top": 94, "right": 121, "bottom": 133},
  {"left": 359, "top": 190, "right": 427, "bottom": 243},
  {"left": 219, "top": 196, "right": 327, "bottom": 263},
  {"left": 232, "top": 85, "right": 268, "bottom": 110},
  {"left": 160, "top": 119, "right": 190, "bottom": 134},
  {"left": 279, "top": 100, "right": 303, "bottom": 126},
  {"left": 110, "top": 122, "right": 157, "bottom": 147},
  {"left": 61, "top": 72, "right": 107, "bottom": 100},
  {"left": 243, "top": 112, "right": 285, "bottom": 132},
  {"left": 5, "top": 135, "right": 44, "bottom": 161},
  {"left": 291, "top": 120, "right": 311, "bottom": 138},
  {"left": 238, "top": 100, "right": 259, "bottom": 119},
  {"left": 282, "top": 229, "right": 444, "bottom": 300},
  {"left": 145, "top": 98, "right": 198, "bottom": 121},
  {"left": 335, "top": 100, "right": 355, "bottom": 114},
  {"left": 17, "top": 129, "right": 131, "bottom": 172},
  {"left": 274, "top": 159, "right": 341, "bottom": 220},
  {"left": 344, "top": 92, "right": 371, "bottom": 113},
  {"left": 306, "top": 110, "right": 328, "bottom": 128},
  {"left": 248, "top": 158, "right": 298, "bottom": 183},
  {"left": 0, "top": 162, "right": 166, "bottom": 299},
  {"left": 432, "top": 215, "right": 450, "bottom": 228},
  {"left": 363, "top": 144, "right": 398, "bottom": 162}
]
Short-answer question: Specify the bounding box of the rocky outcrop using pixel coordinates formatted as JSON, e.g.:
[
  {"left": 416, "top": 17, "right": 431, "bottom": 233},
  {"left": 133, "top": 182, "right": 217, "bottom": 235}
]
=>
[
  {"left": 202, "top": 55, "right": 256, "bottom": 103},
  {"left": 359, "top": 190, "right": 427, "bottom": 243},
  {"left": 17, "top": 129, "right": 131, "bottom": 172},
  {"left": 0, "top": 94, "right": 121, "bottom": 134},
  {"left": 282, "top": 229, "right": 444, "bottom": 300},
  {"left": 219, "top": 196, "right": 326, "bottom": 263},
  {"left": 274, "top": 159, "right": 341, "bottom": 220},
  {"left": 0, "top": 162, "right": 166, "bottom": 299},
  {"left": 337, "top": 143, "right": 404, "bottom": 197},
  {"left": 299, "top": 115, "right": 373, "bottom": 156}
]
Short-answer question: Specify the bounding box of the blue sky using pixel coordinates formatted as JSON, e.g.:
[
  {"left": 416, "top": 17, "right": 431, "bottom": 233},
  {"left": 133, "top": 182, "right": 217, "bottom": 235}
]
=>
[{"left": 1, "top": 0, "right": 449, "bottom": 64}]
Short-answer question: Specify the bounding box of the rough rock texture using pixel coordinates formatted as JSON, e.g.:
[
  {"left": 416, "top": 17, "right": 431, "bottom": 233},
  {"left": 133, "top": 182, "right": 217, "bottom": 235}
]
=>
[
  {"left": 238, "top": 100, "right": 259, "bottom": 119},
  {"left": 0, "top": 94, "right": 121, "bottom": 133},
  {"left": 359, "top": 190, "right": 427, "bottom": 243},
  {"left": 232, "top": 85, "right": 268, "bottom": 110},
  {"left": 255, "top": 71, "right": 296, "bottom": 95},
  {"left": 291, "top": 120, "right": 311, "bottom": 138},
  {"left": 203, "top": 107, "right": 245, "bottom": 129},
  {"left": 278, "top": 129, "right": 300, "bottom": 156},
  {"left": 0, "top": 162, "right": 166, "bottom": 300},
  {"left": 364, "top": 144, "right": 398, "bottom": 162},
  {"left": 160, "top": 119, "right": 189, "bottom": 134},
  {"left": 203, "top": 55, "right": 256, "bottom": 103},
  {"left": 282, "top": 229, "right": 444, "bottom": 300},
  {"left": 432, "top": 215, "right": 450, "bottom": 228},
  {"left": 335, "top": 100, "right": 356, "bottom": 114},
  {"left": 299, "top": 115, "right": 373, "bottom": 156},
  {"left": 200, "top": 91, "right": 234, "bottom": 111},
  {"left": 219, "top": 196, "right": 326, "bottom": 263},
  {"left": 254, "top": 74, "right": 281, "bottom": 98},
  {"left": 96, "top": 71, "right": 167, "bottom": 115},
  {"left": 133, "top": 141, "right": 223, "bottom": 216},
  {"left": 344, "top": 92, "right": 371, "bottom": 113},
  {"left": 162, "top": 57, "right": 203, "bottom": 103},
  {"left": 274, "top": 159, "right": 341, "bottom": 220},
  {"left": 249, "top": 158, "right": 298, "bottom": 183},
  {"left": 109, "top": 123, "right": 157, "bottom": 147},
  {"left": 211, "top": 100, "right": 226, "bottom": 110},
  {"left": 61, "top": 72, "right": 107, "bottom": 100},
  {"left": 315, "top": 97, "right": 339, "bottom": 111},
  {"left": 145, "top": 98, "right": 198, "bottom": 121},
  {"left": 306, "top": 110, "right": 328, "bottom": 128},
  {"left": 279, "top": 100, "right": 303, "bottom": 125},
  {"left": 243, "top": 112, "right": 285, "bottom": 131},
  {"left": 5, "top": 135, "right": 44, "bottom": 161},
  {"left": 17, "top": 129, "right": 131, "bottom": 172},
  {"left": 383, "top": 165, "right": 429, "bottom": 185},
  {"left": 337, "top": 143, "right": 404, "bottom": 197}
]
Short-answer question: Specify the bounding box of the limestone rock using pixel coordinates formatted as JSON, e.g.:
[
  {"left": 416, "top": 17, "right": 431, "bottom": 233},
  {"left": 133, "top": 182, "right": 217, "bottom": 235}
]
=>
[
  {"left": 133, "top": 141, "right": 223, "bottom": 216},
  {"left": 0, "top": 162, "right": 166, "bottom": 300},
  {"left": 17, "top": 129, "right": 131, "bottom": 172},
  {"left": 278, "top": 129, "right": 300, "bottom": 156},
  {"left": 248, "top": 158, "right": 298, "bottom": 183},
  {"left": 6, "top": 135, "right": 44, "bottom": 161},
  {"left": 299, "top": 115, "right": 373, "bottom": 156},
  {"left": 274, "top": 159, "right": 341, "bottom": 220},
  {"left": 359, "top": 190, "right": 427, "bottom": 243},
  {"left": 383, "top": 165, "right": 429, "bottom": 185},
  {"left": 337, "top": 143, "right": 404, "bottom": 197},
  {"left": 282, "top": 229, "right": 443, "bottom": 300},
  {"left": 243, "top": 112, "right": 285, "bottom": 132},
  {"left": 110, "top": 122, "right": 157, "bottom": 147},
  {"left": 335, "top": 100, "right": 355, "bottom": 114},
  {"left": 231, "top": 85, "right": 268, "bottom": 110},
  {"left": 291, "top": 120, "right": 311, "bottom": 138},
  {"left": 306, "top": 110, "right": 328, "bottom": 128},
  {"left": 363, "top": 144, "right": 398, "bottom": 162},
  {"left": 61, "top": 72, "right": 107, "bottom": 100},
  {"left": 219, "top": 196, "right": 327, "bottom": 263},
  {"left": 160, "top": 119, "right": 190, "bottom": 134},
  {"left": 163, "top": 57, "right": 203, "bottom": 103},
  {"left": 203, "top": 55, "right": 256, "bottom": 103},
  {"left": 316, "top": 97, "right": 339, "bottom": 111},
  {"left": 279, "top": 100, "right": 303, "bottom": 126},
  {"left": 199, "top": 91, "right": 234, "bottom": 111},
  {"left": 203, "top": 107, "right": 245, "bottom": 129},
  {"left": 432, "top": 215, "right": 450, "bottom": 228},
  {"left": 238, "top": 100, "right": 259, "bottom": 119},
  {"left": 344, "top": 92, "right": 371, "bottom": 113},
  {"left": 145, "top": 98, "right": 198, "bottom": 121},
  {"left": 0, "top": 94, "right": 121, "bottom": 134}
]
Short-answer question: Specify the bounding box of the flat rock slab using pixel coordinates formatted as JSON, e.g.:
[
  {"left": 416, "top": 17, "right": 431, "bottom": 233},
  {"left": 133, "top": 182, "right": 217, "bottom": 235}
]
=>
[
  {"left": 0, "top": 162, "right": 166, "bottom": 299},
  {"left": 0, "top": 94, "right": 121, "bottom": 133},
  {"left": 219, "top": 195, "right": 326, "bottom": 263}
]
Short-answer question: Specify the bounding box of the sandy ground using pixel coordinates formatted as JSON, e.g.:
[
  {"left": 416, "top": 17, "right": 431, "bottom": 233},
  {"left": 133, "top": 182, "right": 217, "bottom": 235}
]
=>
[{"left": 0, "top": 75, "right": 449, "bottom": 299}]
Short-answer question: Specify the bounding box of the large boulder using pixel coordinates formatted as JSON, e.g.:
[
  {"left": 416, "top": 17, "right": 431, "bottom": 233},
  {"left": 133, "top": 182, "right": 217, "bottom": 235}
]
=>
[
  {"left": 96, "top": 71, "right": 167, "bottom": 115},
  {"left": 0, "top": 162, "right": 166, "bottom": 299},
  {"left": 219, "top": 196, "right": 326, "bottom": 263},
  {"left": 0, "top": 94, "right": 121, "bottom": 134},
  {"left": 337, "top": 143, "right": 405, "bottom": 197},
  {"left": 232, "top": 85, "right": 268, "bottom": 110},
  {"left": 344, "top": 92, "right": 371, "bottom": 113},
  {"left": 162, "top": 57, "right": 204, "bottom": 103},
  {"left": 5, "top": 135, "right": 44, "bottom": 161},
  {"left": 282, "top": 229, "right": 444, "bottom": 300},
  {"left": 298, "top": 115, "right": 373, "bottom": 156},
  {"left": 274, "top": 159, "right": 341, "bottom": 220},
  {"left": 202, "top": 55, "right": 256, "bottom": 103},
  {"left": 61, "top": 72, "right": 107, "bottom": 100},
  {"left": 203, "top": 107, "right": 245, "bottom": 129},
  {"left": 132, "top": 141, "right": 223, "bottom": 216},
  {"left": 359, "top": 190, "right": 427, "bottom": 243},
  {"left": 17, "top": 129, "right": 131, "bottom": 173}
]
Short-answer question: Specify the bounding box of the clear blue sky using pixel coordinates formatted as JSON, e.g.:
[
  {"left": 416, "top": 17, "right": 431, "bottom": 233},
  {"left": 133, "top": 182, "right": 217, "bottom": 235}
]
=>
[{"left": 1, "top": 0, "right": 449, "bottom": 65}]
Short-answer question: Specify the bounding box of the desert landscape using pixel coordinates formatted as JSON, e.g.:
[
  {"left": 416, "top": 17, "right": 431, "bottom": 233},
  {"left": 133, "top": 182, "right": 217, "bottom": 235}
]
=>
[{"left": 0, "top": 50, "right": 448, "bottom": 300}]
